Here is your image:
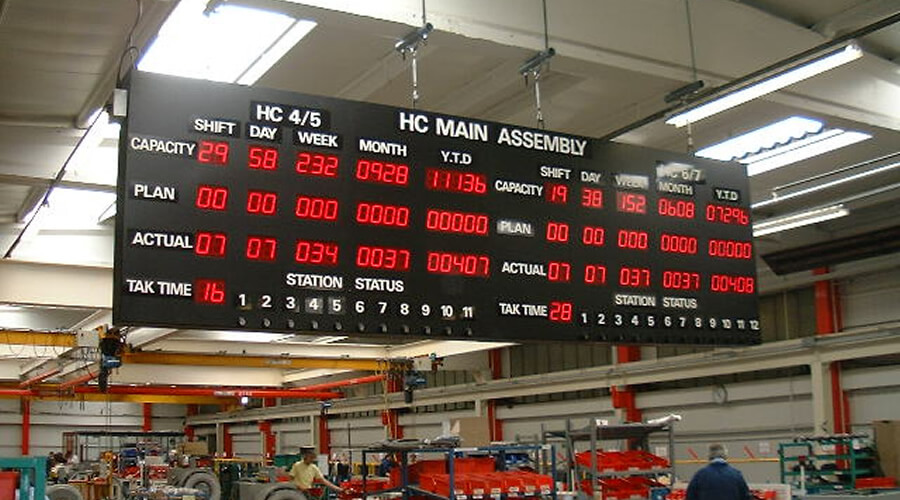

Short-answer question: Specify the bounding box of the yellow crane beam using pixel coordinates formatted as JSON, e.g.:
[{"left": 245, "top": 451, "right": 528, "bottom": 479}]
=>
[{"left": 0, "top": 330, "right": 77, "bottom": 347}]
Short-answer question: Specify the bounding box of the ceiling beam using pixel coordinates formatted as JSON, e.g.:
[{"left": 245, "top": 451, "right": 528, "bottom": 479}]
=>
[
  {"left": 0, "top": 173, "right": 116, "bottom": 193},
  {"left": 122, "top": 351, "right": 404, "bottom": 372},
  {"left": 0, "top": 260, "right": 111, "bottom": 309},
  {"left": 283, "top": 0, "right": 900, "bottom": 131}
]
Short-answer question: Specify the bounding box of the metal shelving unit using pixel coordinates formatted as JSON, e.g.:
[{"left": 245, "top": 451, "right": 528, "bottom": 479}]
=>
[
  {"left": 360, "top": 443, "right": 557, "bottom": 500},
  {"left": 778, "top": 434, "right": 874, "bottom": 494},
  {"left": 543, "top": 420, "right": 675, "bottom": 499}
]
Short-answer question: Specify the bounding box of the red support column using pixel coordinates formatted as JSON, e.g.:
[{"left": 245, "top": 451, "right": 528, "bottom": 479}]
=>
[
  {"left": 142, "top": 403, "right": 153, "bottom": 432},
  {"left": 21, "top": 398, "right": 31, "bottom": 456},
  {"left": 814, "top": 267, "right": 848, "bottom": 435},
  {"left": 185, "top": 404, "right": 198, "bottom": 440},
  {"left": 223, "top": 424, "right": 233, "bottom": 458},
  {"left": 612, "top": 346, "right": 642, "bottom": 424},
  {"left": 488, "top": 349, "right": 504, "bottom": 442},
  {"left": 318, "top": 415, "right": 331, "bottom": 455},
  {"left": 259, "top": 421, "right": 276, "bottom": 461},
  {"left": 815, "top": 267, "right": 849, "bottom": 468},
  {"left": 383, "top": 376, "right": 403, "bottom": 439}
]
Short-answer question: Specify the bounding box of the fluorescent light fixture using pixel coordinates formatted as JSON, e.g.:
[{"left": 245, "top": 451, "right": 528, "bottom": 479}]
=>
[
  {"left": 696, "top": 116, "right": 823, "bottom": 161},
  {"left": 21, "top": 188, "right": 117, "bottom": 237},
  {"left": 667, "top": 43, "right": 863, "bottom": 127},
  {"left": 744, "top": 130, "right": 871, "bottom": 176},
  {"left": 138, "top": 0, "right": 317, "bottom": 84},
  {"left": 753, "top": 204, "right": 849, "bottom": 237},
  {"left": 695, "top": 115, "right": 872, "bottom": 176},
  {"left": 753, "top": 161, "right": 900, "bottom": 209}
]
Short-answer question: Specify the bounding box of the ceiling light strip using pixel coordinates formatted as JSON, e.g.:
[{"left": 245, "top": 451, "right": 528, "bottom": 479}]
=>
[
  {"left": 666, "top": 43, "right": 863, "bottom": 127},
  {"left": 753, "top": 204, "right": 849, "bottom": 237},
  {"left": 752, "top": 161, "right": 900, "bottom": 209}
]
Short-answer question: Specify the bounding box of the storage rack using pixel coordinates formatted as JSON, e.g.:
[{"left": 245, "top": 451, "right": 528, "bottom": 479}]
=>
[
  {"left": 360, "top": 443, "right": 558, "bottom": 500},
  {"left": 778, "top": 434, "right": 874, "bottom": 494},
  {"left": 543, "top": 420, "right": 675, "bottom": 499},
  {"left": 0, "top": 456, "right": 46, "bottom": 500}
]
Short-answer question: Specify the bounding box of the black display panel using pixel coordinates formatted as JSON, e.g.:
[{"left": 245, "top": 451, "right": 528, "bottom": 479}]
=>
[{"left": 114, "top": 72, "right": 760, "bottom": 345}]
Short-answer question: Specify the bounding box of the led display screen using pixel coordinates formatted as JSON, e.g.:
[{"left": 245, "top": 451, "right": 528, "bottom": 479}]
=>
[{"left": 115, "top": 72, "right": 760, "bottom": 345}]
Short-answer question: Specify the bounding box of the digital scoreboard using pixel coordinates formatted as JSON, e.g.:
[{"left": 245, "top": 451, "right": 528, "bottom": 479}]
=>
[{"left": 114, "top": 71, "right": 760, "bottom": 345}]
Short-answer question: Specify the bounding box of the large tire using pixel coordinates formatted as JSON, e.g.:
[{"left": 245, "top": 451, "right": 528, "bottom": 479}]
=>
[
  {"left": 183, "top": 471, "right": 222, "bottom": 500},
  {"left": 265, "top": 488, "right": 307, "bottom": 500},
  {"left": 253, "top": 483, "right": 305, "bottom": 500},
  {"left": 46, "top": 484, "right": 85, "bottom": 500}
]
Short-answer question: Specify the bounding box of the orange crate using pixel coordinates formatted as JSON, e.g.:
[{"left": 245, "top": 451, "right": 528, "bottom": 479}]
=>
[
  {"left": 0, "top": 471, "right": 19, "bottom": 500},
  {"left": 856, "top": 477, "right": 897, "bottom": 489},
  {"left": 454, "top": 457, "right": 496, "bottom": 474}
]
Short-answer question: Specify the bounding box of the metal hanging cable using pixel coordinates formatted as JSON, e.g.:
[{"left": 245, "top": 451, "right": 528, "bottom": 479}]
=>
[
  {"left": 682, "top": 0, "right": 700, "bottom": 152},
  {"left": 520, "top": 0, "right": 555, "bottom": 129}
]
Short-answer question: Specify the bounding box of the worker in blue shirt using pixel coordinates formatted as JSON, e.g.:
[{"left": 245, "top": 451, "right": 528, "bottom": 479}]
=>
[{"left": 686, "top": 444, "right": 751, "bottom": 500}]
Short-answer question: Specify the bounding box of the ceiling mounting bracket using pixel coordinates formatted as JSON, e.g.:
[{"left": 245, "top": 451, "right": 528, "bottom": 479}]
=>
[{"left": 395, "top": 23, "right": 434, "bottom": 109}]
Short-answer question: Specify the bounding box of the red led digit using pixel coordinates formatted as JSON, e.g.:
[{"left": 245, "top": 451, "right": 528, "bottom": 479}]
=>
[
  {"left": 295, "top": 240, "right": 339, "bottom": 266},
  {"left": 356, "top": 245, "right": 410, "bottom": 271},
  {"left": 705, "top": 204, "right": 750, "bottom": 225},
  {"left": 547, "top": 262, "right": 571, "bottom": 282},
  {"left": 355, "top": 202, "right": 410, "bottom": 228},
  {"left": 248, "top": 146, "right": 278, "bottom": 170},
  {"left": 197, "top": 140, "right": 229, "bottom": 165},
  {"left": 246, "top": 190, "right": 278, "bottom": 215},
  {"left": 195, "top": 185, "right": 228, "bottom": 211},
  {"left": 581, "top": 226, "right": 605, "bottom": 246},
  {"left": 546, "top": 183, "right": 568, "bottom": 204},
  {"left": 548, "top": 301, "right": 573, "bottom": 323},
  {"left": 581, "top": 187, "right": 603, "bottom": 208},
  {"left": 546, "top": 222, "right": 570, "bottom": 243},
  {"left": 246, "top": 236, "right": 277, "bottom": 261},
  {"left": 616, "top": 192, "right": 646, "bottom": 214},
  {"left": 425, "top": 209, "right": 488, "bottom": 236},
  {"left": 194, "top": 279, "right": 226, "bottom": 304},
  {"left": 295, "top": 195, "right": 339, "bottom": 221},
  {"left": 426, "top": 251, "right": 490, "bottom": 277},
  {"left": 355, "top": 159, "right": 409, "bottom": 186},
  {"left": 584, "top": 264, "right": 607, "bottom": 285},
  {"left": 619, "top": 266, "right": 651, "bottom": 287},
  {"left": 710, "top": 274, "right": 756, "bottom": 294},
  {"left": 708, "top": 239, "right": 753, "bottom": 259},
  {"left": 662, "top": 270, "right": 701, "bottom": 291},
  {"left": 194, "top": 231, "right": 227, "bottom": 258},
  {"left": 425, "top": 168, "right": 488, "bottom": 195},
  {"left": 659, "top": 233, "right": 698, "bottom": 255},
  {"left": 657, "top": 197, "right": 695, "bottom": 218},
  {"left": 616, "top": 229, "right": 649, "bottom": 250},
  {"left": 295, "top": 152, "right": 339, "bottom": 177}
]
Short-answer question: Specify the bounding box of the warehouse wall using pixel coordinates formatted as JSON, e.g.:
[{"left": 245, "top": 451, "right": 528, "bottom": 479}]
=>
[
  {"left": 841, "top": 268, "right": 900, "bottom": 328},
  {"left": 0, "top": 399, "right": 185, "bottom": 458}
]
